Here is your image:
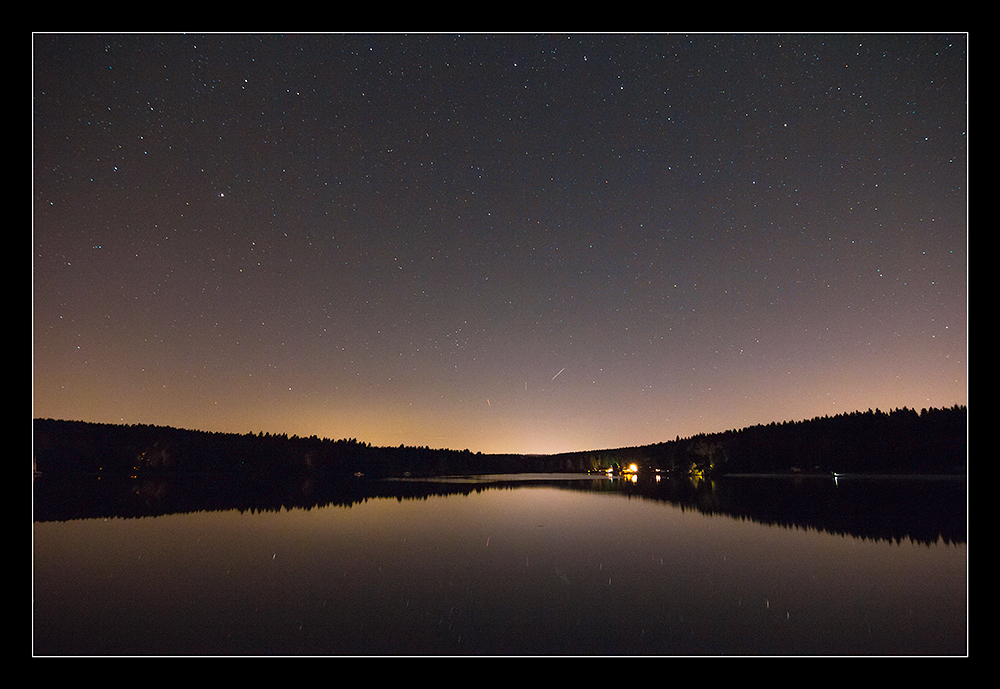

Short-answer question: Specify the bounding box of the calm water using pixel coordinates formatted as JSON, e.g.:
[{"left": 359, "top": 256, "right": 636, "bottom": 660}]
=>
[{"left": 32, "top": 473, "right": 966, "bottom": 656}]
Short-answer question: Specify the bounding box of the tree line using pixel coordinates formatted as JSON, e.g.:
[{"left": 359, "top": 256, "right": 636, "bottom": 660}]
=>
[
  {"left": 32, "top": 419, "right": 558, "bottom": 479},
  {"left": 32, "top": 404, "right": 966, "bottom": 480},
  {"left": 574, "top": 404, "right": 967, "bottom": 477}
]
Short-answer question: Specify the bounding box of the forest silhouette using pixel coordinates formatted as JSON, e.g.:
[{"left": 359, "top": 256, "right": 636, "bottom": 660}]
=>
[
  {"left": 32, "top": 404, "right": 967, "bottom": 481},
  {"left": 32, "top": 406, "right": 967, "bottom": 545}
]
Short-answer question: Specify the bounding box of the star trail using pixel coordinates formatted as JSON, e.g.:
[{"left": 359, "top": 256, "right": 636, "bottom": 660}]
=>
[{"left": 32, "top": 33, "right": 967, "bottom": 455}]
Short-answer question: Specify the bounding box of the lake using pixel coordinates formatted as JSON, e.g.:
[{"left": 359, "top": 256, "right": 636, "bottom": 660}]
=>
[{"left": 32, "top": 472, "right": 967, "bottom": 656}]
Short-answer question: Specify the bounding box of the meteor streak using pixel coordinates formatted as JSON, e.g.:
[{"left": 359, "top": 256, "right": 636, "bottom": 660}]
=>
[{"left": 551, "top": 368, "right": 565, "bottom": 381}]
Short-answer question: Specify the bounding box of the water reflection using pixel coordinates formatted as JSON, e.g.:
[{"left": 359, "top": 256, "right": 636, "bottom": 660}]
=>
[
  {"left": 34, "top": 470, "right": 966, "bottom": 547},
  {"left": 33, "top": 473, "right": 967, "bottom": 656}
]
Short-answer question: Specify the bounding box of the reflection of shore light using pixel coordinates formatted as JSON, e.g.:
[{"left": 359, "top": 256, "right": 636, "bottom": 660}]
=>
[{"left": 604, "top": 463, "right": 641, "bottom": 480}]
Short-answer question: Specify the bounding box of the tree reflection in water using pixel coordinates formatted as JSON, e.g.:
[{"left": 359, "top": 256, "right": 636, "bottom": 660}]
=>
[{"left": 33, "top": 473, "right": 966, "bottom": 656}]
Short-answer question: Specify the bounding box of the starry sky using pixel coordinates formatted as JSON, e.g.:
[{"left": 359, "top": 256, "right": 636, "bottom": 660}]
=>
[{"left": 32, "top": 33, "right": 967, "bottom": 456}]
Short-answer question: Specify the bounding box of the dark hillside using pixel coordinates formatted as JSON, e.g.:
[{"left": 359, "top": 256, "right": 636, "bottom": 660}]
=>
[
  {"left": 528, "top": 405, "right": 966, "bottom": 477},
  {"left": 32, "top": 405, "right": 966, "bottom": 480}
]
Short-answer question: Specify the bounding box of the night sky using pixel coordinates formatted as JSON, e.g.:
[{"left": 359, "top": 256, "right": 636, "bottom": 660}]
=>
[{"left": 32, "top": 33, "right": 967, "bottom": 456}]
